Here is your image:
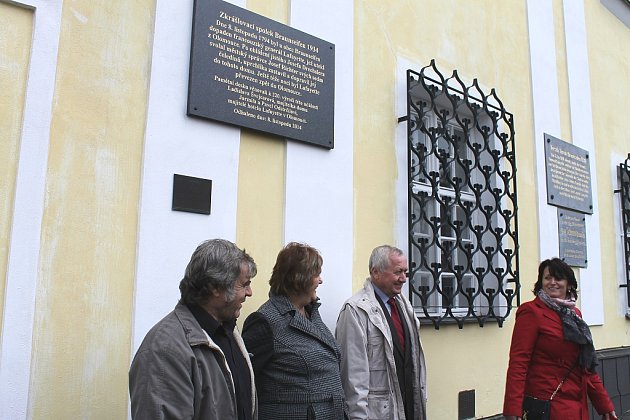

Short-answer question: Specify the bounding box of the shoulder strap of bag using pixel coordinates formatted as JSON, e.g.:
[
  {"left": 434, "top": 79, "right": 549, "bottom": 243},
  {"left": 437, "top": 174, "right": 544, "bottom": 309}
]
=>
[{"left": 550, "top": 358, "right": 579, "bottom": 400}]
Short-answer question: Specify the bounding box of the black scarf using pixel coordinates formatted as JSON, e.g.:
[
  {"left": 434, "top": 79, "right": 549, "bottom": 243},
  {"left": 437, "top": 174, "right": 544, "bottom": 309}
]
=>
[{"left": 537, "top": 290, "right": 598, "bottom": 371}]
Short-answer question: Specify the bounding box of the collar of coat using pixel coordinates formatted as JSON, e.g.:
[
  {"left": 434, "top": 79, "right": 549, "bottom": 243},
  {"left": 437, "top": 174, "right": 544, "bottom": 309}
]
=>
[{"left": 266, "top": 294, "right": 339, "bottom": 355}]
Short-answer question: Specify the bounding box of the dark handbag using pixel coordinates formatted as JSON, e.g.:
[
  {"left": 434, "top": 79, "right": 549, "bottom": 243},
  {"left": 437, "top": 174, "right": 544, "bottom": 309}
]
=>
[
  {"left": 522, "top": 395, "right": 550, "bottom": 420},
  {"left": 522, "top": 360, "right": 577, "bottom": 420}
]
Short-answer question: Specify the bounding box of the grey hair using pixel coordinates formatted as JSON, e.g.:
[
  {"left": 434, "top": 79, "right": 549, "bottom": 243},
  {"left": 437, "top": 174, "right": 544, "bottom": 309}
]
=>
[
  {"left": 179, "top": 239, "right": 257, "bottom": 306},
  {"left": 369, "top": 245, "right": 404, "bottom": 274}
]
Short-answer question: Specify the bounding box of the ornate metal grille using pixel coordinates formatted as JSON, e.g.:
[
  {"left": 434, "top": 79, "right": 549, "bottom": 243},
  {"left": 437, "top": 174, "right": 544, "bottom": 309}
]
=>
[
  {"left": 404, "top": 60, "right": 520, "bottom": 329},
  {"left": 618, "top": 155, "right": 630, "bottom": 315}
]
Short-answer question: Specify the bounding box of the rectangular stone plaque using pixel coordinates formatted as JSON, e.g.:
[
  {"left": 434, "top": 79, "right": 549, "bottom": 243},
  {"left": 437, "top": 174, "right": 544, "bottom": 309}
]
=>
[
  {"left": 188, "top": 0, "right": 335, "bottom": 149},
  {"left": 172, "top": 174, "right": 212, "bottom": 215},
  {"left": 544, "top": 134, "right": 593, "bottom": 214},
  {"left": 558, "top": 208, "right": 587, "bottom": 268}
]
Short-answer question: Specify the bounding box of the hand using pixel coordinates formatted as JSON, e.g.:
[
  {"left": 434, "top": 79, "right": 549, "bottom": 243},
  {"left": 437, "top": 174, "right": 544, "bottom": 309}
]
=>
[{"left": 602, "top": 411, "right": 618, "bottom": 420}]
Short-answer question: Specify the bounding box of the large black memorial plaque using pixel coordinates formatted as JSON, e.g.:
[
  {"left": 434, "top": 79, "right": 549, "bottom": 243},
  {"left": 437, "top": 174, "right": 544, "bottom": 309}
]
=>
[
  {"left": 188, "top": 0, "right": 335, "bottom": 149},
  {"left": 544, "top": 134, "right": 593, "bottom": 214},
  {"left": 558, "top": 209, "right": 587, "bottom": 268}
]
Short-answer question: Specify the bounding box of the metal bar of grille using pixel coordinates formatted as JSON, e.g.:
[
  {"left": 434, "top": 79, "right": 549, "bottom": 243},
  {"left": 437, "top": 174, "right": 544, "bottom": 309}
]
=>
[
  {"left": 619, "top": 156, "right": 630, "bottom": 313},
  {"left": 405, "top": 60, "right": 520, "bottom": 329}
]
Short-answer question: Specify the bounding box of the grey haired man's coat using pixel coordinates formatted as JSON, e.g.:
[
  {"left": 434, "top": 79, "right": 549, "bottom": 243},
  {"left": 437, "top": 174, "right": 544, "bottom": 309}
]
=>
[
  {"left": 129, "top": 302, "right": 257, "bottom": 420},
  {"left": 336, "top": 280, "right": 427, "bottom": 420}
]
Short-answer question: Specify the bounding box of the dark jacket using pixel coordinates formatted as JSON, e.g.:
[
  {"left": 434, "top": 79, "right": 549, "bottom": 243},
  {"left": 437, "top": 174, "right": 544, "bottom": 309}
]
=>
[
  {"left": 503, "top": 297, "right": 614, "bottom": 419},
  {"left": 242, "top": 295, "right": 347, "bottom": 420},
  {"left": 129, "top": 302, "right": 257, "bottom": 420}
]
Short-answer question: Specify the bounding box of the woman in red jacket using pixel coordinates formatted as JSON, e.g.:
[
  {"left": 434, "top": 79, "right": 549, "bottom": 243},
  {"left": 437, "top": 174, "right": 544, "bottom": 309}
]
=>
[{"left": 503, "top": 258, "right": 617, "bottom": 420}]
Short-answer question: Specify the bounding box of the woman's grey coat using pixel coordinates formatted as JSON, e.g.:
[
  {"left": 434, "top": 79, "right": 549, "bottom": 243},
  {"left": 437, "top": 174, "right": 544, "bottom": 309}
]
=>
[{"left": 242, "top": 295, "right": 348, "bottom": 420}]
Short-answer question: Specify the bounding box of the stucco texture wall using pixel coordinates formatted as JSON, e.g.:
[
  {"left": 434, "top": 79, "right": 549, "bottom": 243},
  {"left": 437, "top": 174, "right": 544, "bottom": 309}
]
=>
[
  {"left": 585, "top": 1, "right": 630, "bottom": 347},
  {"left": 26, "top": 0, "right": 155, "bottom": 418},
  {"left": 0, "top": 2, "right": 32, "bottom": 343}
]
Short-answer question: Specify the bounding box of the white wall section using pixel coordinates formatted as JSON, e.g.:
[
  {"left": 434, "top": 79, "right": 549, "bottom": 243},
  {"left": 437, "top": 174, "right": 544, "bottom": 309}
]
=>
[
  {"left": 527, "top": 0, "right": 563, "bottom": 263},
  {"left": 131, "top": 0, "right": 247, "bottom": 352},
  {"left": 563, "top": 0, "right": 604, "bottom": 325}
]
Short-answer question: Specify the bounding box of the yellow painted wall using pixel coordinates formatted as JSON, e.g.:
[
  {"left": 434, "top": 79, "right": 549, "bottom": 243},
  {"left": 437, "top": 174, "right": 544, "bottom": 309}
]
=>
[
  {"left": 585, "top": 1, "right": 630, "bottom": 348},
  {"left": 0, "top": 3, "right": 32, "bottom": 343},
  {"left": 237, "top": 131, "right": 287, "bottom": 317},
  {"left": 353, "top": 0, "right": 540, "bottom": 290},
  {"left": 238, "top": 0, "right": 290, "bottom": 319},
  {"left": 27, "top": 0, "right": 155, "bottom": 418},
  {"left": 353, "top": 0, "right": 538, "bottom": 417}
]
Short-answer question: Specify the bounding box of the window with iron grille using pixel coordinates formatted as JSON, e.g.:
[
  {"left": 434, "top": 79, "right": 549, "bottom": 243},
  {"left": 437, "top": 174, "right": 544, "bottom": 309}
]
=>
[
  {"left": 404, "top": 60, "right": 520, "bottom": 329},
  {"left": 617, "top": 155, "right": 630, "bottom": 317}
]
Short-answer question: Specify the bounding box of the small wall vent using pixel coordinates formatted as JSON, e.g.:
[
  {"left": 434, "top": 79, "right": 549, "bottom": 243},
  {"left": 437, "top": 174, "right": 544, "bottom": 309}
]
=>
[{"left": 458, "top": 389, "right": 475, "bottom": 420}]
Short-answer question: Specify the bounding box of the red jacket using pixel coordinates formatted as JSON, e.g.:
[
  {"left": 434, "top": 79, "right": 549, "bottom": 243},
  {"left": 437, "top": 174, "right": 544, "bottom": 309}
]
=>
[{"left": 503, "top": 297, "right": 614, "bottom": 419}]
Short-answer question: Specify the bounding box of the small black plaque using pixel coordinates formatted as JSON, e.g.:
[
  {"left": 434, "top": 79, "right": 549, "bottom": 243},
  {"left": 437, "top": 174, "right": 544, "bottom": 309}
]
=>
[
  {"left": 458, "top": 389, "right": 475, "bottom": 420},
  {"left": 188, "top": 0, "right": 335, "bottom": 149},
  {"left": 558, "top": 208, "right": 587, "bottom": 267},
  {"left": 544, "top": 134, "right": 593, "bottom": 214},
  {"left": 172, "top": 174, "right": 212, "bottom": 215}
]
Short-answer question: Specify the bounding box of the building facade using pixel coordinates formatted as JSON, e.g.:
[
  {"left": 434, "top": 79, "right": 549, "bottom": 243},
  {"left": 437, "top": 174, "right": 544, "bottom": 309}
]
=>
[{"left": 1, "top": 0, "right": 629, "bottom": 418}]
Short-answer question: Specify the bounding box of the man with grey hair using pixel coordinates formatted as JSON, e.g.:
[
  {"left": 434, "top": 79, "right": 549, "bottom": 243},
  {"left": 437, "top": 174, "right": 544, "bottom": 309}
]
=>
[
  {"left": 129, "top": 239, "right": 258, "bottom": 420},
  {"left": 336, "top": 245, "right": 427, "bottom": 420}
]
